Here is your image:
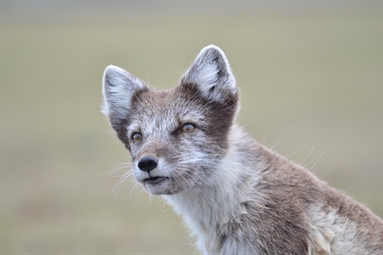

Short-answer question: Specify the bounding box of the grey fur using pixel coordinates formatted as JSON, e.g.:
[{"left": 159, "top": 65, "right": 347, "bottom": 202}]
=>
[{"left": 102, "top": 45, "right": 383, "bottom": 255}]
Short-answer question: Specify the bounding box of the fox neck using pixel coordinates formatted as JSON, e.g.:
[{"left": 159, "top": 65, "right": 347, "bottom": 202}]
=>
[{"left": 164, "top": 124, "right": 266, "bottom": 252}]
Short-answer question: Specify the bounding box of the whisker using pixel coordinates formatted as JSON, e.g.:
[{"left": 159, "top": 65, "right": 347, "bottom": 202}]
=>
[
  {"left": 111, "top": 162, "right": 135, "bottom": 199},
  {"left": 270, "top": 138, "right": 281, "bottom": 151},
  {"left": 147, "top": 194, "right": 154, "bottom": 209},
  {"left": 285, "top": 150, "right": 300, "bottom": 158},
  {"left": 308, "top": 148, "right": 327, "bottom": 171},
  {"left": 300, "top": 142, "right": 318, "bottom": 166},
  {"left": 101, "top": 161, "right": 132, "bottom": 177}
]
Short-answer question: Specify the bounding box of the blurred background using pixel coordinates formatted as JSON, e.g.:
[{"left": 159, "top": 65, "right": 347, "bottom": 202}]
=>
[{"left": 2, "top": 1, "right": 383, "bottom": 254}]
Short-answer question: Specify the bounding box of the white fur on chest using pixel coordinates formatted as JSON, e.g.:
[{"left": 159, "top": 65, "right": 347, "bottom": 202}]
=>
[{"left": 164, "top": 130, "right": 262, "bottom": 254}]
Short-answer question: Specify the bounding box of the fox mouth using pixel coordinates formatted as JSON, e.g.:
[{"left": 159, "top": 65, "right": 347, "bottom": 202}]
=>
[{"left": 143, "top": 176, "right": 169, "bottom": 185}]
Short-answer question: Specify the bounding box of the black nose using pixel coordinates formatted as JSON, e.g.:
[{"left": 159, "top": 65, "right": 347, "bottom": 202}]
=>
[{"left": 138, "top": 155, "right": 158, "bottom": 173}]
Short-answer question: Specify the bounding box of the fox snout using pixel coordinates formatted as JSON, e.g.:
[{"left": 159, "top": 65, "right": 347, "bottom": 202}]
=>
[
  {"left": 134, "top": 153, "right": 174, "bottom": 195},
  {"left": 137, "top": 155, "right": 158, "bottom": 173}
]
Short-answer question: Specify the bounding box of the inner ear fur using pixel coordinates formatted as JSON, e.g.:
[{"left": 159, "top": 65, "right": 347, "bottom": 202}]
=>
[{"left": 180, "top": 45, "right": 237, "bottom": 104}]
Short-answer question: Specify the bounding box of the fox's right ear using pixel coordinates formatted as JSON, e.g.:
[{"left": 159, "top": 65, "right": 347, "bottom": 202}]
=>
[{"left": 102, "top": 65, "right": 147, "bottom": 120}]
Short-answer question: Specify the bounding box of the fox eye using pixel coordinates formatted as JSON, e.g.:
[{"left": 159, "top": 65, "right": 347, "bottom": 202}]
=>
[
  {"left": 181, "top": 123, "right": 195, "bottom": 133},
  {"left": 131, "top": 132, "right": 142, "bottom": 141}
]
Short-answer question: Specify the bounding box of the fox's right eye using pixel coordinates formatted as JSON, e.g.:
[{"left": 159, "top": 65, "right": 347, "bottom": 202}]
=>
[{"left": 131, "top": 132, "right": 142, "bottom": 141}]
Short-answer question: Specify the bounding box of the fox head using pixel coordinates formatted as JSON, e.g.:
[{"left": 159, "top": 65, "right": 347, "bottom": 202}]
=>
[{"left": 102, "top": 45, "right": 239, "bottom": 195}]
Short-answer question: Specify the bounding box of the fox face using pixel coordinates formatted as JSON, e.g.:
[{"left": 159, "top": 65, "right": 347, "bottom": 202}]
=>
[{"left": 102, "top": 45, "right": 239, "bottom": 195}]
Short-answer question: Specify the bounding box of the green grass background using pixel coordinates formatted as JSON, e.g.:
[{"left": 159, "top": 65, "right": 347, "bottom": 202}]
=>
[{"left": 2, "top": 2, "right": 383, "bottom": 254}]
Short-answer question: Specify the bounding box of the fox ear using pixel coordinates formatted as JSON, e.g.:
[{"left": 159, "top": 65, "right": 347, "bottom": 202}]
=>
[
  {"left": 102, "top": 65, "right": 147, "bottom": 120},
  {"left": 180, "top": 45, "right": 236, "bottom": 103}
]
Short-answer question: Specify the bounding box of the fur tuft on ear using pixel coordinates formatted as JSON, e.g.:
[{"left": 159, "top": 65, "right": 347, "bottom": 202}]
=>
[
  {"left": 102, "top": 65, "right": 147, "bottom": 119},
  {"left": 181, "top": 45, "right": 236, "bottom": 103}
]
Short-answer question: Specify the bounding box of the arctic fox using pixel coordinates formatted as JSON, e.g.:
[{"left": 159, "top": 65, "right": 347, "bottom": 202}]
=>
[{"left": 102, "top": 45, "right": 383, "bottom": 254}]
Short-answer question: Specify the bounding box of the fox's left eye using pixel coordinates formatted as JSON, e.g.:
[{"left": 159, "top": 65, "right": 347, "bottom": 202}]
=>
[
  {"left": 182, "top": 123, "right": 195, "bottom": 133},
  {"left": 131, "top": 132, "right": 142, "bottom": 141}
]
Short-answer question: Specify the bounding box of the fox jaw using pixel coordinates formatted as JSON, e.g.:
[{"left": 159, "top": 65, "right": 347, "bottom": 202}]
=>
[{"left": 102, "top": 45, "right": 239, "bottom": 195}]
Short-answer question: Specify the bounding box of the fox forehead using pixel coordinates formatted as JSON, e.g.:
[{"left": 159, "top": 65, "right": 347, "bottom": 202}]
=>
[{"left": 127, "top": 87, "right": 206, "bottom": 136}]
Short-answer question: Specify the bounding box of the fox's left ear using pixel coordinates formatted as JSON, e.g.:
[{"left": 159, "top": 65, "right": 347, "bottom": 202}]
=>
[{"left": 180, "top": 45, "right": 237, "bottom": 103}]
